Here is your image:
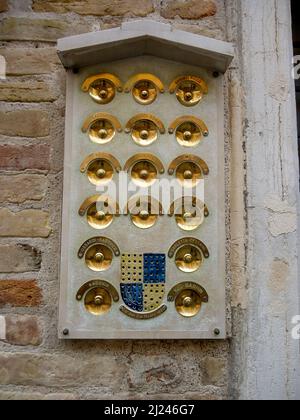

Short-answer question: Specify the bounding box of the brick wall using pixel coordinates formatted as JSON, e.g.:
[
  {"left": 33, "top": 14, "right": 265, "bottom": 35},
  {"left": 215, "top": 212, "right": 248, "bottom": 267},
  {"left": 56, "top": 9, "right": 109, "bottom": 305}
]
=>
[{"left": 0, "top": 0, "right": 229, "bottom": 400}]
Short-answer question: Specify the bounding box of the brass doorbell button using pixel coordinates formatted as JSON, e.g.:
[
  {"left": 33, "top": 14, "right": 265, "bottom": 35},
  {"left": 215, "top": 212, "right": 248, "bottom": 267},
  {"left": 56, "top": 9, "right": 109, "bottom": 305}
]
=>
[
  {"left": 81, "top": 73, "right": 123, "bottom": 104},
  {"left": 78, "top": 237, "right": 120, "bottom": 272},
  {"left": 175, "top": 245, "right": 203, "bottom": 273},
  {"left": 80, "top": 153, "right": 121, "bottom": 186},
  {"left": 124, "top": 154, "right": 165, "bottom": 187},
  {"left": 132, "top": 161, "right": 157, "bottom": 187},
  {"left": 124, "top": 74, "right": 164, "bottom": 105},
  {"left": 167, "top": 282, "right": 209, "bottom": 318},
  {"left": 82, "top": 113, "right": 122, "bottom": 144},
  {"left": 88, "top": 206, "right": 113, "bottom": 230},
  {"left": 126, "top": 196, "right": 163, "bottom": 229},
  {"left": 168, "top": 155, "right": 209, "bottom": 187},
  {"left": 94, "top": 294, "right": 104, "bottom": 306},
  {"left": 169, "top": 76, "right": 208, "bottom": 107},
  {"left": 84, "top": 287, "right": 112, "bottom": 315},
  {"left": 179, "top": 162, "right": 200, "bottom": 186},
  {"left": 133, "top": 80, "right": 158, "bottom": 105},
  {"left": 84, "top": 244, "right": 113, "bottom": 272},
  {"left": 168, "top": 238, "right": 210, "bottom": 271},
  {"left": 78, "top": 236, "right": 120, "bottom": 255},
  {"left": 132, "top": 120, "right": 157, "bottom": 146},
  {"left": 169, "top": 197, "right": 209, "bottom": 231},
  {"left": 76, "top": 280, "right": 119, "bottom": 316},
  {"left": 87, "top": 161, "right": 113, "bottom": 186},
  {"left": 132, "top": 211, "right": 156, "bottom": 229},
  {"left": 175, "top": 290, "right": 202, "bottom": 317},
  {"left": 169, "top": 116, "right": 209, "bottom": 148},
  {"left": 125, "top": 114, "right": 165, "bottom": 146},
  {"left": 79, "top": 195, "right": 120, "bottom": 230}
]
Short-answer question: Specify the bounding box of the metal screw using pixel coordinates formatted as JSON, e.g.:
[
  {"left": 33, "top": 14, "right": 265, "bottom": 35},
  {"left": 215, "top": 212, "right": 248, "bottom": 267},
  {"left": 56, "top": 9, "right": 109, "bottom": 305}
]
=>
[
  {"left": 213, "top": 71, "right": 220, "bottom": 78},
  {"left": 214, "top": 328, "right": 220, "bottom": 336},
  {"left": 63, "top": 329, "right": 69, "bottom": 336}
]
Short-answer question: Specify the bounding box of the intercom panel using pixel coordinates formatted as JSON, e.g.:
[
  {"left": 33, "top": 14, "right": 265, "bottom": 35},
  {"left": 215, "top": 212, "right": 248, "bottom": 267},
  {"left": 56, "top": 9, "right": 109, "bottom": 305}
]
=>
[{"left": 59, "top": 55, "right": 225, "bottom": 339}]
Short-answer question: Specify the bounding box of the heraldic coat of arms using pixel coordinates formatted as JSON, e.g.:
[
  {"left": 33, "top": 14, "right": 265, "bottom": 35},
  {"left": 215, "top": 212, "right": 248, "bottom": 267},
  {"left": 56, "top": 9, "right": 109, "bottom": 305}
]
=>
[{"left": 121, "top": 253, "right": 166, "bottom": 313}]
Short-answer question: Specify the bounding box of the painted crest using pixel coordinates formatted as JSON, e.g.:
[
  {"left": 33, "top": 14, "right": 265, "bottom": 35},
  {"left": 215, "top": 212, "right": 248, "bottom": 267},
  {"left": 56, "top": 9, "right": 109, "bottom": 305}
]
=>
[{"left": 121, "top": 253, "right": 166, "bottom": 312}]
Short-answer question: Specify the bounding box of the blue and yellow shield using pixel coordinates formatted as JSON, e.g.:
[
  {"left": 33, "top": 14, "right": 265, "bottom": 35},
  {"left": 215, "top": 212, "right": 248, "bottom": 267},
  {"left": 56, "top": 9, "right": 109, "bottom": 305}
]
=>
[{"left": 120, "top": 253, "right": 166, "bottom": 312}]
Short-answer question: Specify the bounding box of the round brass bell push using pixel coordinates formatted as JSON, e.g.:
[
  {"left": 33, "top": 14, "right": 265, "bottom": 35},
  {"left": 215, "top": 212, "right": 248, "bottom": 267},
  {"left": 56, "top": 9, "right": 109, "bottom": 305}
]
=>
[
  {"left": 85, "top": 244, "right": 113, "bottom": 272},
  {"left": 131, "top": 119, "right": 158, "bottom": 146},
  {"left": 79, "top": 195, "right": 119, "bottom": 230},
  {"left": 169, "top": 117, "right": 209, "bottom": 148},
  {"left": 168, "top": 155, "right": 209, "bottom": 188},
  {"left": 171, "top": 198, "right": 208, "bottom": 232},
  {"left": 176, "top": 121, "right": 202, "bottom": 147},
  {"left": 84, "top": 287, "right": 112, "bottom": 315},
  {"left": 128, "top": 196, "right": 161, "bottom": 229},
  {"left": 131, "top": 161, "right": 158, "bottom": 187},
  {"left": 175, "top": 245, "right": 203, "bottom": 273},
  {"left": 176, "top": 161, "right": 202, "bottom": 187},
  {"left": 175, "top": 289, "right": 202, "bottom": 317},
  {"left": 81, "top": 154, "right": 121, "bottom": 187},
  {"left": 124, "top": 74, "right": 164, "bottom": 105},
  {"left": 88, "top": 118, "right": 116, "bottom": 145},
  {"left": 87, "top": 204, "right": 113, "bottom": 230},
  {"left": 87, "top": 160, "right": 114, "bottom": 186},
  {"left": 131, "top": 210, "right": 158, "bottom": 230},
  {"left": 124, "top": 154, "right": 165, "bottom": 187},
  {"left": 133, "top": 80, "right": 158, "bottom": 105},
  {"left": 125, "top": 115, "right": 165, "bottom": 147},
  {"left": 169, "top": 76, "right": 208, "bottom": 107},
  {"left": 176, "top": 210, "right": 204, "bottom": 231},
  {"left": 89, "top": 79, "right": 116, "bottom": 104},
  {"left": 81, "top": 74, "right": 123, "bottom": 105},
  {"left": 176, "top": 80, "right": 203, "bottom": 107},
  {"left": 82, "top": 114, "right": 122, "bottom": 145}
]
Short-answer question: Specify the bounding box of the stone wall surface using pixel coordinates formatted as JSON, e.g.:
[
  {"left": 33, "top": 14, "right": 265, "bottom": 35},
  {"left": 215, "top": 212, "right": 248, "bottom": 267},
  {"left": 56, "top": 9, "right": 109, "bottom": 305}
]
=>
[{"left": 0, "top": 0, "right": 299, "bottom": 401}]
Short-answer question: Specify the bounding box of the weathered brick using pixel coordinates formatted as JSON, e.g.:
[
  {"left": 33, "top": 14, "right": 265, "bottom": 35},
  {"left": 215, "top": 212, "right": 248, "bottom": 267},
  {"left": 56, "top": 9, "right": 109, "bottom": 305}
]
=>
[
  {"left": 161, "top": 0, "right": 217, "bottom": 20},
  {"left": 0, "top": 244, "right": 41, "bottom": 273},
  {"left": 0, "top": 110, "right": 50, "bottom": 137},
  {"left": 0, "top": 174, "right": 47, "bottom": 204},
  {"left": 0, "top": 392, "right": 76, "bottom": 400},
  {"left": 0, "top": 353, "right": 127, "bottom": 388},
  {"left": 0, "top": 280, "right": 42, "bottom": 307},
  {"left": 202, "top": 357, "right": 227, "bottom": 386},
  {"left": 0, "top": 81, "right": 58, "bottom": 103},
  {"left": 1, "top": 315, "right": 42, "bottom": 346},
  {"left": 0, "top": 17, "right": 90, "bottom": 42},
  {"left": 0, "top": 0, "right": 8, "bottom": 12},
  {"left": 0, "top": 48, "right": 61, "bottom": 76},
  {"left": 0, "top": 209, "right": 51, "bottom": 238},
  {"left": 0, "top": 145, "right": 50, "bottom": 170},
  {"left": 33, "top": 0, "right": 154, "bottom": 17}
]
